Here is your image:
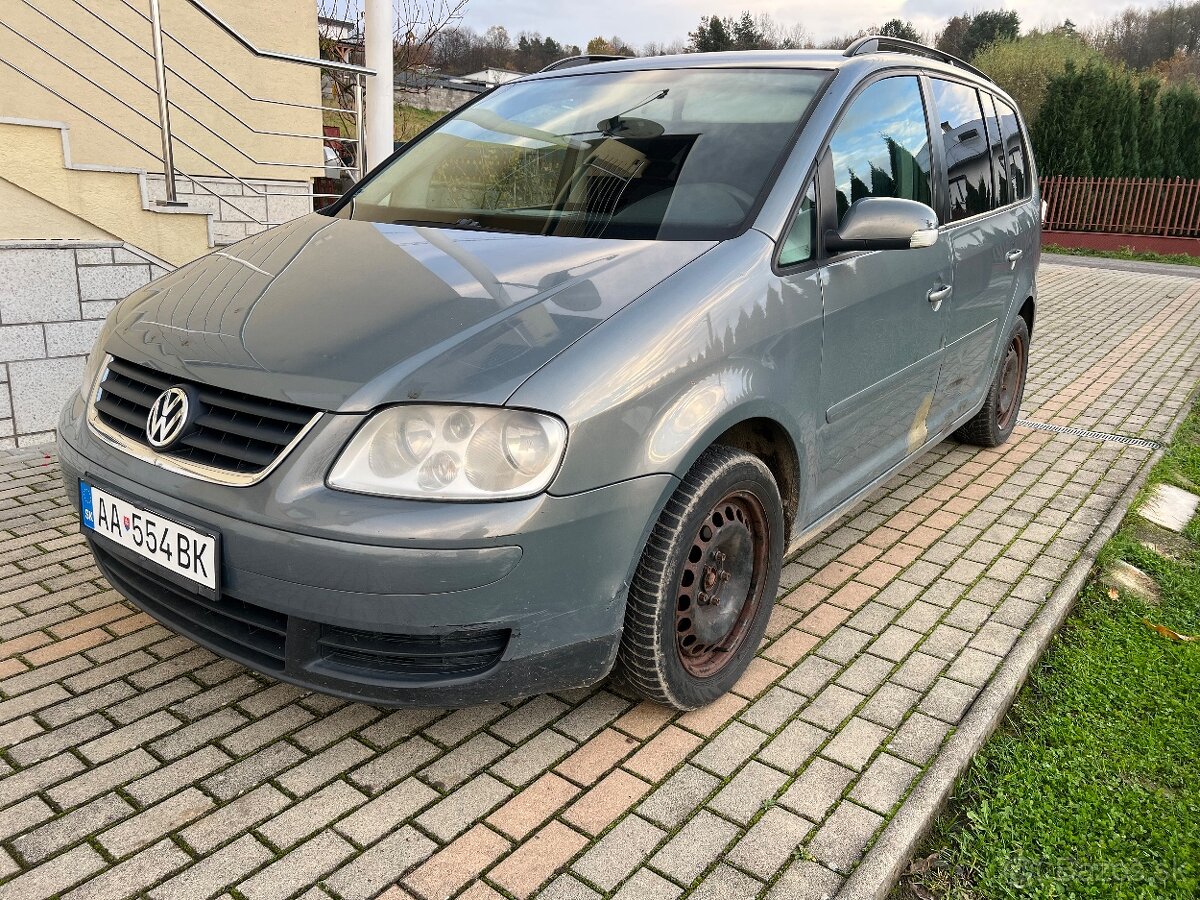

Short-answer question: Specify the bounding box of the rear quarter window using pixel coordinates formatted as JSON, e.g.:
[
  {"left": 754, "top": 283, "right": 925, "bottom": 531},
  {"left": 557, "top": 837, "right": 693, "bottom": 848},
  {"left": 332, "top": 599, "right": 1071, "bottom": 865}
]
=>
[
  {"left": 994, "top": 97, "right": 1031, "bottom": 200},
  {"left": 981, "top": 92, "right": 1010, "bottom": 208}
]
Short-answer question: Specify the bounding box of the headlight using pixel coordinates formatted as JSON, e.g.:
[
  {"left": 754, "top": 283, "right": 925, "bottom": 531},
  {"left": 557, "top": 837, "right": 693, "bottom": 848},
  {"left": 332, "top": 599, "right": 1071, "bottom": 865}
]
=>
[{"left": 328, "top": 405, "right": 568, "bottom": 500}]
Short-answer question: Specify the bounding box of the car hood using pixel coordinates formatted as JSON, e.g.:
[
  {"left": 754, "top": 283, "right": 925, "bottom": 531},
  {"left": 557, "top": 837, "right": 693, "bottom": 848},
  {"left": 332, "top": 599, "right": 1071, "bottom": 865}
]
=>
[{"left": 103, "top": 215, "right": 714, "bottom": 411}]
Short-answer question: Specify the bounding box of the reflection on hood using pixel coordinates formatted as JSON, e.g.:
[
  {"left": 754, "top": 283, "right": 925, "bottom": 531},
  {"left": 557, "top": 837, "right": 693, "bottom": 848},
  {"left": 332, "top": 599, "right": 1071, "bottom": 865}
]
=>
[{"left": 104, "top": 215, "right": 714, "bottom": 411}]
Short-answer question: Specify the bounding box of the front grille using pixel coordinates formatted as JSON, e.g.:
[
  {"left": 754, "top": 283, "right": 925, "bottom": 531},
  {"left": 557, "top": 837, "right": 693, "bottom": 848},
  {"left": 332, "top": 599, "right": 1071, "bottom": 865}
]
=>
[
  {"left": 94, "top": 356, "right": 316, "bottom": 475},
  {"left": 91, "top": 541, "right": 287, "bottom": 672},
  {"left": 316, "top": 625, "right": 510, "bottom": 682}
]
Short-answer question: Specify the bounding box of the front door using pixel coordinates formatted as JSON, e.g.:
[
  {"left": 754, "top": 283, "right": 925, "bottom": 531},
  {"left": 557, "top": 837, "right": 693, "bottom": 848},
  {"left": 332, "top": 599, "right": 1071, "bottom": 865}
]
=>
[{"left": 810, "top": 75, "right": 953, "bottom": 516}]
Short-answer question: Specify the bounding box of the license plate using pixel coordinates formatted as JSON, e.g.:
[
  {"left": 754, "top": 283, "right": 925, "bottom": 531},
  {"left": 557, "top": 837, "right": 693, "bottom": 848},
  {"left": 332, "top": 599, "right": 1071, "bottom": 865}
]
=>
[{"left": 80, "top": 481, "right": 218, "bottom": 594}]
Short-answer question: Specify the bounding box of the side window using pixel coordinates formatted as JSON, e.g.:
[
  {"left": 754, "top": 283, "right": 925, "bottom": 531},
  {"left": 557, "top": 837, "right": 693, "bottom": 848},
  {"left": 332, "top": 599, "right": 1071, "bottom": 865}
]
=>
[
  {"left": 982, "top": 92, "right": 1009, "bottom": 208},
  {"left": 995, "top": 97, "right": 1030, "bottom": 200},
  {"left": 779, "top": 182, "right": 817, "bottom": 267},
  {"left": 929, "top": 79, "right": 992, "bottom": 221},
  {"left": 829, "top": 76, "right": 933, "bottom": 224}
]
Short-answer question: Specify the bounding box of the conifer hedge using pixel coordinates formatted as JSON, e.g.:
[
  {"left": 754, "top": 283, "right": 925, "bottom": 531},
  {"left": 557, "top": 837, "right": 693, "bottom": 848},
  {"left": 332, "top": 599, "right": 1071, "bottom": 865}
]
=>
[{"left": 985, "top": 51, "right": 1200, "bottom": 178}]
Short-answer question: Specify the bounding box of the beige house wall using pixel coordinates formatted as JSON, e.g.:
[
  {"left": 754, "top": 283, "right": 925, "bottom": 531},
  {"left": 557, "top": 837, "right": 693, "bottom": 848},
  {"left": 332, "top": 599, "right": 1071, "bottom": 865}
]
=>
[
  {"left": 0, "top": 0, "right": 323, "bottom": 182},
  {"left": 0, "top": 178, "right": 117, "bottom": 242},
  {"left": 0, "top": 119, "right": 212, "bottom": 267}
]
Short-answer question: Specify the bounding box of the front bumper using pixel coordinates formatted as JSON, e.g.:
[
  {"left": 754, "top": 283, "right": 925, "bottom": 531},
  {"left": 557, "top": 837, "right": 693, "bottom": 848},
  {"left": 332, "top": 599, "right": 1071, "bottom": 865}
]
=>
[{"left": 58, "top": 393, "right": 675, "bottom": 706}]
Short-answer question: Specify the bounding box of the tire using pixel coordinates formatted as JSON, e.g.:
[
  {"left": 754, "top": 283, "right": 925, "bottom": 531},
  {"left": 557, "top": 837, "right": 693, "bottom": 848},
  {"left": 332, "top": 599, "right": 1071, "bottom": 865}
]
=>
[
  {"left": 955, "top": 316, "right": 1030, "bottom": 448},
  {"left": 616, "top": 445, "right": 785, "bottom": 710}
]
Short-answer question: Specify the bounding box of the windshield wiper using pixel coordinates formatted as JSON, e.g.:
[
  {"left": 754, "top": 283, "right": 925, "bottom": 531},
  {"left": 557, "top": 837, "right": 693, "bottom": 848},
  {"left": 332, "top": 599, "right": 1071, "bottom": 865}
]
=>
[
  {"left": 389, "top": 217, "right": 498, "bottom": 232},
  {"left": 562, "top": 89, "right": 671, "bottom": 137}
]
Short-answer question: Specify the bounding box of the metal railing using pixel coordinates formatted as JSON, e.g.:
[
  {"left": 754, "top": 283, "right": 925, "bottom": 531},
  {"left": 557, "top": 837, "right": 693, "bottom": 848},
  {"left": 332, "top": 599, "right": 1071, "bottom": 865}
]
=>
[
  {"left": 152, "top": 0, "right": 374, "bottom": 213},
  {"left": 4, "top": 0, "right": 375, "bottom": 226}
]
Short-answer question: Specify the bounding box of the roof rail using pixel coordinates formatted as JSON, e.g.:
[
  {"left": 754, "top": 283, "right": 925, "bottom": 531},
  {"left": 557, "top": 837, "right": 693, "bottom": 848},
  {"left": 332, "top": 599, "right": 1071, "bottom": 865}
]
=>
[
  {"left": 843, "top": 35, "right": 993, "bottom": 83},
  {"left": 539, "top": 54, "right": 632, "bottom": 73}
]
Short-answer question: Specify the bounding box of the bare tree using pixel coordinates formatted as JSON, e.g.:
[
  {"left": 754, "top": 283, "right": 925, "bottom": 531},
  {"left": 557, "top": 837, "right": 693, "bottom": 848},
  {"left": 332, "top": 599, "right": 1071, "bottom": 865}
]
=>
[
  {"left": 778, "top": 21, "right": 814, "bottom": 49},
  {"left": 318, "top": 0, "right": 467, "bottom": 140},
  {"left": 395, "top": 0, "right": 469, "bottom": 69},
  {"left": 642, "top": 39, "right": 687, "bottom": 56}
]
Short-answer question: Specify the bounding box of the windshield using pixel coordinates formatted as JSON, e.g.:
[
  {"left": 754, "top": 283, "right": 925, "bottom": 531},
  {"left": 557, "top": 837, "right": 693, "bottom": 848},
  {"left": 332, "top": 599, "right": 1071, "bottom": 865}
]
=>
[{"left": 343, "top": 68, "right": 827, "bottom": 240}]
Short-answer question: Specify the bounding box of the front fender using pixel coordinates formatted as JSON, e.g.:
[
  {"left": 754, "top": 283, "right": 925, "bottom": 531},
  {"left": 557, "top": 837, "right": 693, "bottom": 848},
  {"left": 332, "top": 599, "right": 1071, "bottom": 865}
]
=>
[
  {"left": 513, "top": 233, "right": 823, "bottom": 505},
  {"left": 646, "top": 372, "right": 806, "bottom": 486}
]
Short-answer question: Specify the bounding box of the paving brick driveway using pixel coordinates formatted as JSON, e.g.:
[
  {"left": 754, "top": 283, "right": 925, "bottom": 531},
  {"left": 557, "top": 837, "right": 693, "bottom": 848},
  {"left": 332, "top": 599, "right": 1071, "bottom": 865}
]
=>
[{"left": 2, "top": 261, "right": 1199, "bottom": 900}]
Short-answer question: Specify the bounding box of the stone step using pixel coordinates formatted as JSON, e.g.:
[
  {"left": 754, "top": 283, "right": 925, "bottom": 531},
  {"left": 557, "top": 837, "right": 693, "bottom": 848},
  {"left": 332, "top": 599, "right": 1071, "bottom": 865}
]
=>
[{"left": 1139, "top": 483, "right": 1199, "bottom": 533}]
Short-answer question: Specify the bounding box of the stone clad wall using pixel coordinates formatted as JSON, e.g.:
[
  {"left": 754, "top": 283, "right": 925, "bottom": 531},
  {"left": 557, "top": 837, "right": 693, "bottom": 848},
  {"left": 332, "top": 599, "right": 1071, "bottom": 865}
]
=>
[
  {"left": 0, "top": 241, "right": 169, "bottom": 448},
  {"left": 144, "top": 175, "right": 314, "bottom": 245},
  {"left": 396, "top": 85, "right": 481, "bottom": 113}
]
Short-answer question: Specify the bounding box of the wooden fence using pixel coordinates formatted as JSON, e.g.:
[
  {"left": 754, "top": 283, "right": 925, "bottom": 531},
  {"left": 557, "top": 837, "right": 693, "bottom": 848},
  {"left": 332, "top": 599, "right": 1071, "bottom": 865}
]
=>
[{"left": 1040, "top": 176, "right": 1200, "bottom": 238}]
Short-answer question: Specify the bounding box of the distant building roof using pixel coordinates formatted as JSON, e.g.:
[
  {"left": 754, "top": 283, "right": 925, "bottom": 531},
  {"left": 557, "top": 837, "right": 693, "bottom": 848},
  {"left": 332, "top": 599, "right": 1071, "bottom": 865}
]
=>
[
  {"left": 461, "top": 67, "right": 525, "bottom": 86},
  {"left": 319, "top": 15, "right": 361, "bottom": 44}
]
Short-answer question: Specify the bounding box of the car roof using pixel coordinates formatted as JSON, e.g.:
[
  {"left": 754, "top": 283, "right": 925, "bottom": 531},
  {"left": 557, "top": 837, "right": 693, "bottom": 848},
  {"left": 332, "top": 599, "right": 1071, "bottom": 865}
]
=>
[
  {"left": 522, "top": 48, "right": 1004, "bottom": 97},
  {"left": 525, "top": 49, "right": 845, "bottom": 77}
]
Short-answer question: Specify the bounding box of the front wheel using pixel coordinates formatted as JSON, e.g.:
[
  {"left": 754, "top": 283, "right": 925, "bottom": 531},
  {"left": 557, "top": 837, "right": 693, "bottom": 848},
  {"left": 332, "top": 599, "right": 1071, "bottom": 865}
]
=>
[
  {"left": 956, "top": 316, "right": 1030, "bottom": 448},
  {"left": 616, "top": 445, "right": 784, "bottom": 710}
]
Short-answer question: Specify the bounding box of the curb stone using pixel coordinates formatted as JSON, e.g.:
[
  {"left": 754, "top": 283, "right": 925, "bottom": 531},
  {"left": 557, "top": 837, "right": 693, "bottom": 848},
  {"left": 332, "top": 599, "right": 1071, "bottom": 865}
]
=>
[{"left": 1044, "top": 253, "right": 1200, "bottom": 279}]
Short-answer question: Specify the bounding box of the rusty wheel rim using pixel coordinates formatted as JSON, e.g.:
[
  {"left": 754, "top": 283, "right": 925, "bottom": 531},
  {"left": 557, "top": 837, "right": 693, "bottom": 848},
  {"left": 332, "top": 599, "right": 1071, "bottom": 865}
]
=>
[
  {"left": 997, "top": 330, "right": 1026, "bottom": 430},
  {"left": 674, "top": 490, "right": 769, "bottom": 678}
]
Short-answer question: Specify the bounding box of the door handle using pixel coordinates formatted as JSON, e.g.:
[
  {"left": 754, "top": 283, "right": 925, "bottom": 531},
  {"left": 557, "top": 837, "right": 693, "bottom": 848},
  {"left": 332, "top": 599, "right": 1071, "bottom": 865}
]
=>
[
  {"left": 927, "top": 284, "right": 952, "bottom": 310},
  {"left": 1005, "top": 249, "right": 1024, "bottom": 263}
]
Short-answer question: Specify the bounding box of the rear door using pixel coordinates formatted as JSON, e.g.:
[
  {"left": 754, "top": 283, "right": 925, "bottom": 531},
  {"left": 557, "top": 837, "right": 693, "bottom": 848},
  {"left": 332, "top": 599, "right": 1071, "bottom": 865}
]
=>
[
  {"left": 927, "top": 78, "right": 1018, "bottom": 424},
  {"left": 808, "top": 74, "right": 954, "bottom": 516},
  {"left": 994, "top": 94, "right": 1039, "bottom": 304}
]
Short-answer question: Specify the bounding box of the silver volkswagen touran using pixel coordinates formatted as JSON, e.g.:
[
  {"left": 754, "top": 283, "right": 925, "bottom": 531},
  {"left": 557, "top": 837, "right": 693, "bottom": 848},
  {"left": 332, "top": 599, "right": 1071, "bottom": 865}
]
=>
[{"left": 58, "top": 38, "right": 1039, "bottom": 709}]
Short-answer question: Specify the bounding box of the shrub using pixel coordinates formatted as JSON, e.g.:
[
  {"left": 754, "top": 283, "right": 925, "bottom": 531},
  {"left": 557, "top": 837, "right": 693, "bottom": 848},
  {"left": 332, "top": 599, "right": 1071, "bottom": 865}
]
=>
[{"left": 974, "top": 32, "right": 1103, "bottom": 129}]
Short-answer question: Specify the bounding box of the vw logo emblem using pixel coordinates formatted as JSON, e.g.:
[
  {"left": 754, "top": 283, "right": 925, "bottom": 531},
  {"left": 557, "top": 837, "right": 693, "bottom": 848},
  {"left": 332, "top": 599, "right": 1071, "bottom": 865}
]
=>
[{"left": 145, "top": 386, "right": 192, "bottom": 449}]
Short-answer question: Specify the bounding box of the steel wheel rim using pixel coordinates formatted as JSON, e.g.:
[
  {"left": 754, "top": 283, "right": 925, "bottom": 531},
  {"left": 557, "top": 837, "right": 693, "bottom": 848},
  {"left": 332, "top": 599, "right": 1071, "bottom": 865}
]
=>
[
  {"left": 674, "top": 490, "right": 769, "bottom": 678},
  {"left": 997, "top": 331, "right": 1026, "bottom": 430}
]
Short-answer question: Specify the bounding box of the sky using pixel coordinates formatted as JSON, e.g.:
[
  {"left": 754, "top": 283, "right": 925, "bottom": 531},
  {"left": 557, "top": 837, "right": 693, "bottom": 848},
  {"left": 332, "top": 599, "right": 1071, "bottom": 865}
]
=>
[{"left": 454, "top": 1, "right": 1153, "bottom": 50}]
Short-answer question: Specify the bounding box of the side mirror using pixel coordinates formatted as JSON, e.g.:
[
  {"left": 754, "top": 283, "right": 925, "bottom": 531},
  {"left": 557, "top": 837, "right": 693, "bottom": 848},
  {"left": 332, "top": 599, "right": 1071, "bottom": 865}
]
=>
[{"left": 825, "top": 197, "right": 939, "bottom": 253}]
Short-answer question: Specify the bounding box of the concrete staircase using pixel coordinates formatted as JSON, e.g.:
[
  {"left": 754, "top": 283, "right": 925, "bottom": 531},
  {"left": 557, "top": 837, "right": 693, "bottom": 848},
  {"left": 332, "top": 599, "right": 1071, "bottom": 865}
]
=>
[{"left": 0, "top": 117, "right": 213, "bottom": 267}]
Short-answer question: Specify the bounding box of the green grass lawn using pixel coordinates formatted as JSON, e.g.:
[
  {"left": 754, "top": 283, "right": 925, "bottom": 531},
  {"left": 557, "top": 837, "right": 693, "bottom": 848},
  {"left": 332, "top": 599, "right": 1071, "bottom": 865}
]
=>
[
  {"left": 1044, "top": 243, "right": 1200, "bottom": 268},
  {"left": 322, "top": 104, "right": 445, "bottom": 144},
  {"left": 393, "top": 104, "right": 444, "bottom": 142},
  {"left": 898, "top": 402, "right": 1200, "bottom": 900}
]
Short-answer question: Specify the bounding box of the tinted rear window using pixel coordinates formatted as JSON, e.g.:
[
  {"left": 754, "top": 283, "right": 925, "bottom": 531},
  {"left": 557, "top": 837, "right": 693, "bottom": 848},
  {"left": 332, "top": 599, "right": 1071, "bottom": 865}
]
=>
[
  {"left": 981, "top": 92, "right": 1010, "bottom": 208},
  {"left": 929, "top": 79, "right": 992, "bottom": 221}
]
